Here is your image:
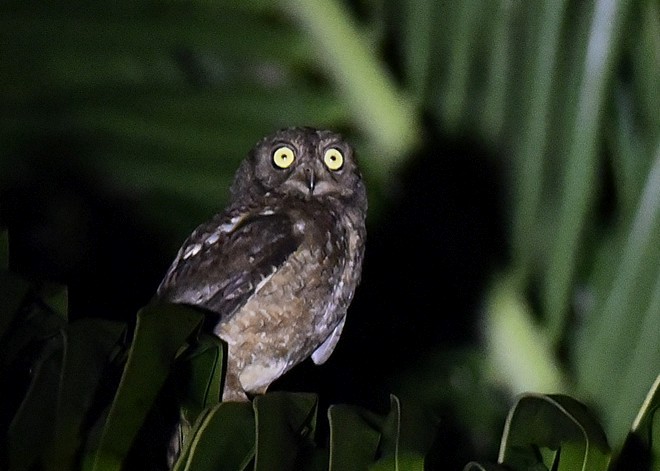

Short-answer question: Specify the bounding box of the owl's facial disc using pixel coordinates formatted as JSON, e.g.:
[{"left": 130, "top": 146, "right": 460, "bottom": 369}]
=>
[{"left": 242, "top": 128, "right": 362, "bottom": 203}]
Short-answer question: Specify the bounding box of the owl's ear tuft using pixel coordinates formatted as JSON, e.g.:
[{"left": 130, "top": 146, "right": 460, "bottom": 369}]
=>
[{"left": 229, "top": 156, "right": 257, "bottom": 200}]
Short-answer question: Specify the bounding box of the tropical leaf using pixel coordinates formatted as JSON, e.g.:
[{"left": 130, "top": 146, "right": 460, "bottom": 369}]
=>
[
  {"left": 328, "top": 395, "right": 403, "bottom": 470},
  {"left": 174, "top": 401, "right": 256, "bottom": 471},
  {"left": 44, "top": 319, "right": 125, "bottom": 471},
  {"left": 253, "top": 392, "right": 319, "bottom": 471},
  {"left": 498, "top": 393, "right": 611, "bottom": 471},
  {"left": 612, "top": 374, "right": 660, "bottom": 471},
  {"left": 90, "top": 304, "right": 204, "bottom": 471},
  {"left": 178, "top": 333, "right": 226, "bottom": 422},
  {"left": 328, "top": 403, "right": 381, "bottom": 470},
  {"left": 5, "top": 331, "right": 64, "bottom": 471}
]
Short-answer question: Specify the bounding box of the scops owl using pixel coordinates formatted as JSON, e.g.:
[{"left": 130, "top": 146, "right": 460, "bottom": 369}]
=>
[{"left": 156, "top": 127, "right": 367, "bottom": 402}]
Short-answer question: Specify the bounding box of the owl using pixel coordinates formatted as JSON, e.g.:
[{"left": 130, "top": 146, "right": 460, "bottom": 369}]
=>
[{"left": 156, "top": 127, "right": 367, "bottom": 402}]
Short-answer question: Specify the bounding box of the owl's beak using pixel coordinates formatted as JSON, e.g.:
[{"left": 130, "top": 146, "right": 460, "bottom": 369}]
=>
[
  {"left": 305, "top": 167, "right": 316, "bottom": 193},
  {"left": 288, "top": 165, "right": 317, "bottom": 196}
]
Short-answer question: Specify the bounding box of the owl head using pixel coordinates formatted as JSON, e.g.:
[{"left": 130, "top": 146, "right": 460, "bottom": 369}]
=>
[{"left": 230, "top": 127, "right": 366, "bottom": 210}]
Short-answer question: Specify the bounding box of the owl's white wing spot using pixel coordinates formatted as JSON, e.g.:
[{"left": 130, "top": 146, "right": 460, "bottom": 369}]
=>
[
  {"left": 218, "top": 222, "right": 235, "bottom": 233},
  {"left": 253, "top": 265, "right": 278, "bottom": 295},
  {"left": 205, "top": 232, "right": 220, "bottom": 245},
  {"left": 216, "top": 214, "right": 247, "bottom": 234},
  {"left": 294, "top": 220, "right": 306, "bottom": 234},
  {"left": 182, "top": 243, "right": 202, "bottom": 260},
  {"left": 180, "top": 212, "right": 249, "bottom": 260}
]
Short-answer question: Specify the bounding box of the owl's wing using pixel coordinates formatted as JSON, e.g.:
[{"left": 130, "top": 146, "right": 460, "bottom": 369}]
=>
[
  {"left": 311, "top": 315, "right": 346, "bottom": 365},
  {"left": 157, "top": 212, "right": 301, "bottom": 320}
]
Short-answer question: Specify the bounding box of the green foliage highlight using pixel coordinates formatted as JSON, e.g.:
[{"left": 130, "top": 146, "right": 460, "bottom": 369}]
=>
[
  {"left": 7, "top": 330, "right": 64, "bottom": 470},
  {"left": 614, "top": 374, "right": 660, "bottom": 471},
  {"left": 498, "top": 394, "right": 611, "bottom": 471},
  {"left": 485, "top": 277, "right": 566, "bottom": 394},
  {"left": 283, "top": 0, "right": 420, "bottom": 172},
  {"left": 329, "top": 395, "right": 413, "bottom": 471},
  {"left": 44, "top": 319, "right": 125, "bottom": 471},
  {"left": 577, "top": 151, "right": 660, "bottom": 443},
  {"left": 174, "top": 402, "right": 256, "bottom": 471},
  {"left": 253, "top": 393, "right": 319, "bottom": 470},
  {"left": 543, "top": 0, "right": 632, "bottom": 341},
  {"left": 91, "top": 305, "right": 205, "bottom": 470},
  {"left": 178, "top": 334, "right": 226, "bottom": 421},
  {"left": 1, "top": 233, "right": 659, "bottom": 470}
]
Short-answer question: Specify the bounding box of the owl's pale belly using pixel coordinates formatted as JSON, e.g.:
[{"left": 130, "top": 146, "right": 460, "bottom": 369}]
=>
[{"left": 213, "top": 238, "right": 345, "bottom": 394}]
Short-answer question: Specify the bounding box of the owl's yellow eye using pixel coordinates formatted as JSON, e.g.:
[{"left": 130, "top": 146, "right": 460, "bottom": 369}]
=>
[
  {"left": 323, "top": 148, "right": 344, "bottom": 171},
  {"left": 272, "top": 146, "right": 295, "bottom": 169}
]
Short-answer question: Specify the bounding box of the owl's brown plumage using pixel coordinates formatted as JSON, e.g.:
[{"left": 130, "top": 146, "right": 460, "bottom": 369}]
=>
[{"left": 156, "top": 127, "right": 367, "bottom": 401}]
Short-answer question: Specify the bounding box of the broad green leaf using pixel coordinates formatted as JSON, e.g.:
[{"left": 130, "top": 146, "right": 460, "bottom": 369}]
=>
[
  {"left": 543, "top": 0, "right": 632, "bottom": 340},
  {"left": 485, "top": 277, "right": 566, "bottom": 394},
  {"left": 0, "top": 287, "right": 70, "bottom": 470},
  {"left": 174, "top": 401, "right": 255, "bottom": 471},
  {"left": 480, "top": 0, "right": 512, "bottom": 142},
  {"left": 328, "top": 404, "right": 381, "bottom": 471},
  {"left": 371, "top": 395, "right": 402, "bottom": 469},
  {"left": 613, "top": 374, "right": 660, "bottom": 471},
  {"left": 91, "top": 303, "right": 204, "bottom": 471},
  {"left": 510, "top": 0, "right": 568, "bottom": 275},
  {"left": 0, "top": 300, "right": 67, "bottom": 378},
  {"left": 634, "top": 1, "right": 660, "bottom": 136},
  {"left": 401, "top": 0, "right": 433, "bottom": 106},
  {"left": 44, "top": 319, "right": 126, "bottom": 471},
  {"left": 329, "top": 395, "right": 402, "bottom": 471},
  {"left": 498, "top": 393, "right": 611, "bottom": 471},
  {"left": 179, "top": 333, "right": 226, "bottom": 421},
  {"left": 170, "top": 332, "right": 226, "bottom": 455},
  {"left": 608, "top": 266, "right": 660, "bottom": 447},
  {"left": 437, "top": 0, "right": 483, "bottom": 133},
  {"left": 253, "top": 392, "right": 318, "bottom": 471},
  {"left": 7, "top": 331, "right": 65, "bottom": 470},
  {"left": 578, "top": 145, "right": 660, "bottom": 443}
]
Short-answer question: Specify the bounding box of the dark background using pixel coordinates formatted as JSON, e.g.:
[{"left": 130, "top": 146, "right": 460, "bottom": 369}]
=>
[{"left": 1, "top": 0, "right": 657, "bottom": 467}]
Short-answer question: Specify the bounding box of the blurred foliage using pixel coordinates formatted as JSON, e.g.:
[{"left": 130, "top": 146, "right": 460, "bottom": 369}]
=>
[
  {"left": 1, "top": 0, "right": 659, "bottom": 469},
  {"left": 0, "top": 251, "right": 421, "bottom": 469},
  {"left": 1, "top": 237, "right": 658, "bottom": 469}
]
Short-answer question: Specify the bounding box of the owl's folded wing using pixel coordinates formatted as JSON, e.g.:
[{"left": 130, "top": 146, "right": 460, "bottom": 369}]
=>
[{"left": 156, "top": 213, "right": 301, "bottom": 321}]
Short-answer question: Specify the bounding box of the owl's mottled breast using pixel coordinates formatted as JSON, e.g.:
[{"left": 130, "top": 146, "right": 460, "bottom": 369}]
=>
[{"left": 215, "top": 195, "right": 365, "bottom": 393}]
